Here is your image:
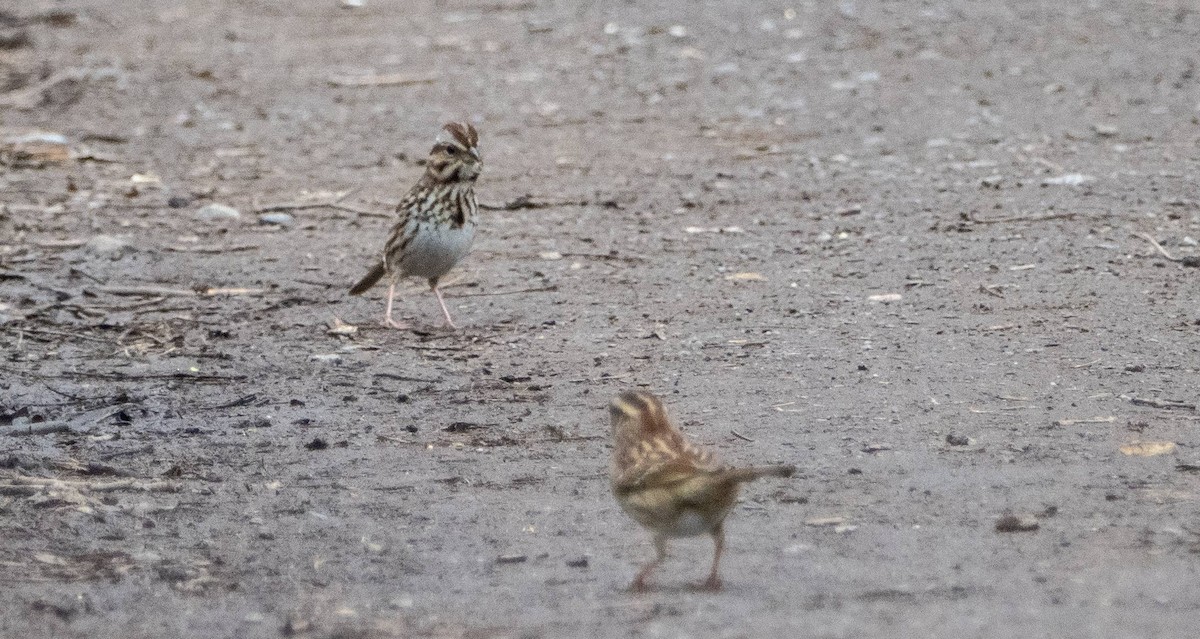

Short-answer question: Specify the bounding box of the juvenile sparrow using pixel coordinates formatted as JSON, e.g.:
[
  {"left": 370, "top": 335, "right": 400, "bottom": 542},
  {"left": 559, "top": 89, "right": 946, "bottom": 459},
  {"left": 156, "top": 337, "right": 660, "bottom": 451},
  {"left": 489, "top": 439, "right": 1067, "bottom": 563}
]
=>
[
  {"left": 609, "top": 390, "right": 796, "bottom": 591},
  {"left": 349, "top": 121, "right": 481, "bottom": 329}
]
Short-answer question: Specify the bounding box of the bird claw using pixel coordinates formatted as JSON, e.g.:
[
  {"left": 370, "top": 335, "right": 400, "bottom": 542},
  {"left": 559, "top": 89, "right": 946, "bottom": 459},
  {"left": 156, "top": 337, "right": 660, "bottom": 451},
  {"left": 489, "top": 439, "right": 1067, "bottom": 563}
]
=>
[{"left": 701, "top": 576, "right": 723, "bottom": 592}]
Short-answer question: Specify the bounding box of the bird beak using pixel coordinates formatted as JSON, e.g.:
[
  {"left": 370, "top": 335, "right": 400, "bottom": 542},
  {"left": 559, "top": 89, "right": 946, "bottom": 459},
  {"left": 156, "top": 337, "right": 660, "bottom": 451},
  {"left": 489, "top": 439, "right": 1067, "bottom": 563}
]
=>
[{"left": 469, "top": 147, "right": 481, "bottom": 162}]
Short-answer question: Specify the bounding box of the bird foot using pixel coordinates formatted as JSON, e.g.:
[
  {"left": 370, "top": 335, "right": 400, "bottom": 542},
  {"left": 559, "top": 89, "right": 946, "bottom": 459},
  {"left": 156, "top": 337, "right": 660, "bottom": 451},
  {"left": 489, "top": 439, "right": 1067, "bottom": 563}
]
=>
[
  {"left": 381, "top": 317, "right": 409, "bottom": 330},
  {"left": 700, "top": 576, "right": 723, "bottom": 592}
]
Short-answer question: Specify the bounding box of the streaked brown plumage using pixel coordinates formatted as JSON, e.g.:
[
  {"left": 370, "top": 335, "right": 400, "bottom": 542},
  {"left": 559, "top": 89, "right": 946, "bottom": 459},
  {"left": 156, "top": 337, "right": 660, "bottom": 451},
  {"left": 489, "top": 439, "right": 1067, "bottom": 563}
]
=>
[
  {"left": 609, "top": 390, "right": 796, "bottom": 591},
  {"left": 349, "top": 121, "right": 481, "bottom": 329}
]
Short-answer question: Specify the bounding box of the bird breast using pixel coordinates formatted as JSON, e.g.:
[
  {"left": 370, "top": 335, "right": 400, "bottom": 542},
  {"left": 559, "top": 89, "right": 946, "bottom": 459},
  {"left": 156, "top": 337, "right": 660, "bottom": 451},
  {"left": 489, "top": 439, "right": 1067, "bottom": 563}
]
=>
[{"left": 397, "top": 221, "right": 476, "bottom": 280}]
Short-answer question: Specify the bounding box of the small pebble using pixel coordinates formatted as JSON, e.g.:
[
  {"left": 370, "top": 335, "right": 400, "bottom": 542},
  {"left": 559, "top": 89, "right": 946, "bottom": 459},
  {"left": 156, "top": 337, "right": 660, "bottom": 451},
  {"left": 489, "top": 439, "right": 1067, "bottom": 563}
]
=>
[
  {"left": 196, "top": 203, "right": 241, "bottom": 221},
  {"left": 258, "top": 212, "right": 295, "bottom": 227},
  {"left": 84, "top": 234, "right": 133, "bottom": 257},
  {"left": 1042, "top": 174, "right": 1095, "bottom": 187},
  {"left": 945, "top": 433, "right": 972, "bottom": 446}
]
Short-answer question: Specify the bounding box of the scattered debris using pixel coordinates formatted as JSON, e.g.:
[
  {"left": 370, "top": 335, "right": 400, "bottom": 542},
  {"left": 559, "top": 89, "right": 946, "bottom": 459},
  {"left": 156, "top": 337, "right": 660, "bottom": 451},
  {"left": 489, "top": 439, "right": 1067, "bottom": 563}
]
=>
[{"left": 867, "top": 293, "right": 902, "bottom": 302}]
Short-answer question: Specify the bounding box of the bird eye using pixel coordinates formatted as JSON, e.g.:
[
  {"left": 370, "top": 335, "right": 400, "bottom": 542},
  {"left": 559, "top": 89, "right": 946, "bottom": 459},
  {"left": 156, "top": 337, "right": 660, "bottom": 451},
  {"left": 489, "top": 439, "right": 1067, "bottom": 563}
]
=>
[{"left": 444, "top": 145, "right": 457, "bottom": 155}]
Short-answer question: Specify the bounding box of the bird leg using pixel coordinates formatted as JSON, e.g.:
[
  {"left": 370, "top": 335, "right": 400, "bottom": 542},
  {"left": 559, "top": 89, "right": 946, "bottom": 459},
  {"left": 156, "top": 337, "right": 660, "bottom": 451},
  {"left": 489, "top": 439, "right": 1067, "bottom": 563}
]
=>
[
  {"left": 382, "top": 281, "right": 408, "bottom": 329},
  {"left": 429, "top": 278, "right": 458, "bottom": 329},
  {"left": 702, "top": 524, "right": 725, "bottom": 591},
  {"left": 630, "top": 535, "right": 667, "bottom": 592}
]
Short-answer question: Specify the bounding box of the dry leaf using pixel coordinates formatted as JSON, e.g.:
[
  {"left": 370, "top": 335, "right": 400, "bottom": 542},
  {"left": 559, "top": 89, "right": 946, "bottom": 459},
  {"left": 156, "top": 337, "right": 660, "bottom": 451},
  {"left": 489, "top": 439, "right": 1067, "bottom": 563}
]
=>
[{"left": 1119, "top": 441, "right": 1176, "bottom": 457}]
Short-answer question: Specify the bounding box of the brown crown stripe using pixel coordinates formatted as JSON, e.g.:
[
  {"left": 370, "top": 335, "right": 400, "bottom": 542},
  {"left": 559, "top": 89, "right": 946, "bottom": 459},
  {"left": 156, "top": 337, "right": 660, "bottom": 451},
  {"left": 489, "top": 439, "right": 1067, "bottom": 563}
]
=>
[
  {"left": 442, "top": 122, "right": 478, "bottom": 149},
  {"left": 611, "top": 391, "right": 656, "bottom": 418}
]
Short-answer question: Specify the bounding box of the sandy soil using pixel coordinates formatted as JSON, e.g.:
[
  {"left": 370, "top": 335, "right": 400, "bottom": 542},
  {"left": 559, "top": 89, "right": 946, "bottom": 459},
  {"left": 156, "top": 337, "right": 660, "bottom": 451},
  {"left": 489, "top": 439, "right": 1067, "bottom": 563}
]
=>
[{"left": 2, "top": 1, "right": 1200, "bottom": 637}]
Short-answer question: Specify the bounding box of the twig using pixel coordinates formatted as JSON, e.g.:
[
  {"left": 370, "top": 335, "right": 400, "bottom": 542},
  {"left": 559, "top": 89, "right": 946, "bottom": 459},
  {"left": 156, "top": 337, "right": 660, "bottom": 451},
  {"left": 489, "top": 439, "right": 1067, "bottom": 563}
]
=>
[
  {"left": 1129, "top": 397, "right": 1196, "bottom": 411},
  {"left": 560, "top": 252, "right": 647, "bottom": 263},
  {"left": 1, "top": 325, "right": 110, "bottom": 343},
  {"left": 92, "top": 285, "right": 196, "bottom": 297},
  {"left": 165, "top": 244, "right": 260, "bottom": 253},
  {"left": 2, "top": 423, "right": 72, "bottom": 437},
  {"left": 978, "top": 284, "right": 1006, "bottom": 299},
  {"left": 1, "top": 475, "right": 179, "bottom": 493},
  {"left": 479, "top": 195, "right": 592, "bottom": 211},
  {"left": 566, "top": 373, "right": 632, "bottom": 384},
  {"left": 731, "top": 429, "right": 755, "bottom": 442},
  {"left": 1053, "top": 416, "right": 1116, "bottom": 426},
  {"left": 1133, "top": 232, "right": 1200, "bottom": 266},
  {"left": 198, "top": 394, "right": 260, "bottom": 410},
  {"left": 97, "top": 445, "right": 154, "bottom": 461},
  {"left": 93, "top": 285, "right": 267, "bottom": 297},
  {"left": 0, "top": 368, "right": 247, "bottom": 384},
  {"left": 1134, "top": 232, "right": 1178, "bottom": 260},
  {"left": 450, "top": 285, "right": 558, "bottom": 298},
  {"left": 372, "top": 373, "right": 442, "bottom": 383},
  {"left": 255, "top": 189, "right": 355, "bottom": 213},
  {"left": 331, "top": 203, "right": 391, "bottom": 218},
  {"left": 327, "top": 73, "right": 436, "bottom": 87},
  {"left": 968, "top": 212, "right": 1076, "bottom": 225}
]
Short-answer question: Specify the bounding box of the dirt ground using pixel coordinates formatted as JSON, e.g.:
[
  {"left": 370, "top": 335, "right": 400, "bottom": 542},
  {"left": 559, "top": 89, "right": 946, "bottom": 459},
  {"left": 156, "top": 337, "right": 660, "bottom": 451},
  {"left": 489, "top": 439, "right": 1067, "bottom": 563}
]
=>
[{"left": 2, "top": 1, "right": 1199, "bottom": 637}]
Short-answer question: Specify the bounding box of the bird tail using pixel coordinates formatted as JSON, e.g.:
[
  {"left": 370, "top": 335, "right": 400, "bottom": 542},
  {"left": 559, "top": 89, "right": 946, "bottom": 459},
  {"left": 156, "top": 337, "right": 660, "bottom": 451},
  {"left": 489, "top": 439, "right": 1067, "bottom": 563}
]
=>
[
  {"left": 349, "top": 262, "right": 386, "bottom": 295},
  {"left": 719, "top": 465, "right": 797, "bottom": 484}
]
